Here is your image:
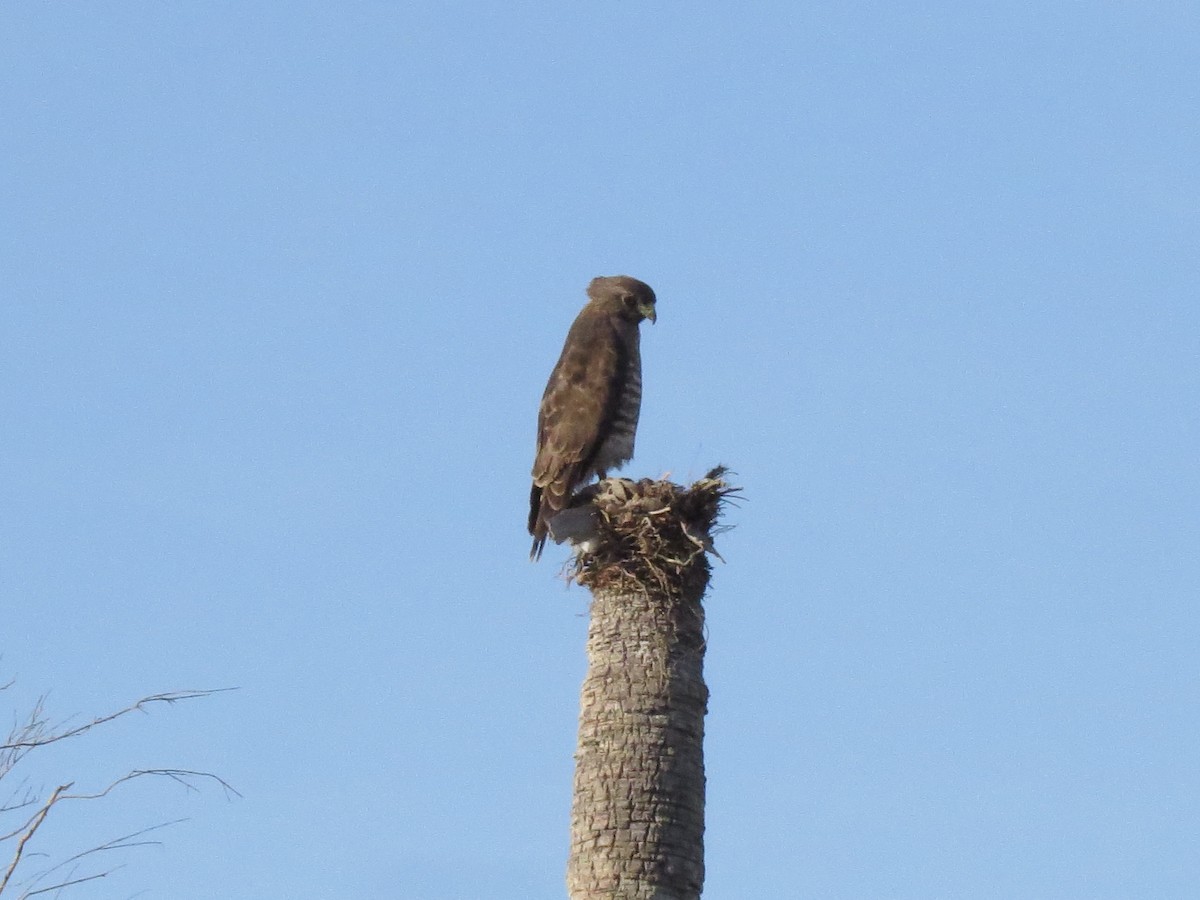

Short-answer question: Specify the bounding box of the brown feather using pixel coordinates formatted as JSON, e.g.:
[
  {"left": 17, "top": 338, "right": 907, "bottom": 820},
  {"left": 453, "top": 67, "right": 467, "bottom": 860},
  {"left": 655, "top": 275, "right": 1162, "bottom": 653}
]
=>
[{"left": 529, "top": 276, "right": 656, "bottom": 560}]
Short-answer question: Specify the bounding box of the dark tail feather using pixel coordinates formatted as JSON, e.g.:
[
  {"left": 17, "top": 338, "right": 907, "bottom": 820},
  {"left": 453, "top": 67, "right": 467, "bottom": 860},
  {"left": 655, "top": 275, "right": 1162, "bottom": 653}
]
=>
[
  {"left": 530, "top": 532, "right": 547, "bottom": 561},
  {"left": 528, "top": 483, "right": 542, "bottom": 535},
  {"left": 529, "top": 483, "right": 547, "bottom": 561}
]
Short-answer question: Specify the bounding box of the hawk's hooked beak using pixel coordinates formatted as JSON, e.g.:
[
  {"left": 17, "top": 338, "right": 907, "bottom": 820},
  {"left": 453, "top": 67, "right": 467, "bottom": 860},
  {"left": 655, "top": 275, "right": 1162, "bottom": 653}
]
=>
[{"left": 640, "top": 302, "right": 657, "bottom": 324}]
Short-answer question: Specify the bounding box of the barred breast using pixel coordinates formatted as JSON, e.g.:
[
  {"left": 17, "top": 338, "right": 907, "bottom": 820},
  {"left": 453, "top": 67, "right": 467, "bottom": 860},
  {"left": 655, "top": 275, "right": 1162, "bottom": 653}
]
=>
[{"left": 594, "top": 328, "right": 642, "bottom": 474}]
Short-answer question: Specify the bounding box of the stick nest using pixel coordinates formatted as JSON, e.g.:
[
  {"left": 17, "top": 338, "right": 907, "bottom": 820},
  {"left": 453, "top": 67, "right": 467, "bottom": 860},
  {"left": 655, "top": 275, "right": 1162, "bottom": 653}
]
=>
[{"left": 552, "top": 466, "right": 740, "bottom": 597}]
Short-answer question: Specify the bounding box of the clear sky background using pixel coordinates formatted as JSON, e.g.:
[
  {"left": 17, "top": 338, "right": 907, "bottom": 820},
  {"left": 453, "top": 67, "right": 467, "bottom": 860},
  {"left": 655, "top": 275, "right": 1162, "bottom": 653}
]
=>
[{"left": 2, "top": 3, "right": 1198, "bottom": 898}]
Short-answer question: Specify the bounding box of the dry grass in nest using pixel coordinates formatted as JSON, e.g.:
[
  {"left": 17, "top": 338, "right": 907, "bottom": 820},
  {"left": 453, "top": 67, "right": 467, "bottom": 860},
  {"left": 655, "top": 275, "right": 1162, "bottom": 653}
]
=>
[{"left": 553, "top": 466, "right": 739, "bottom": 597}]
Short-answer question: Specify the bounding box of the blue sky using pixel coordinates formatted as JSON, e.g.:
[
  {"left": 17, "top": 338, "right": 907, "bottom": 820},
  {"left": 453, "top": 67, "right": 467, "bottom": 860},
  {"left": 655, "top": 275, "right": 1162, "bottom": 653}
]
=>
[{"left": 2, "top": 3, "right": 1198, "bottom": 897}]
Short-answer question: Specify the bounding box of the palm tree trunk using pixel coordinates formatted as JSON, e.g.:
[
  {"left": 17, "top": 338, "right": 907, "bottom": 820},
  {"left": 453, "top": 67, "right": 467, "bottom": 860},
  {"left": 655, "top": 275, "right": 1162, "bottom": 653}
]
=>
[{"left": 561, "top": 470, "right": 732, "bottom": 900}]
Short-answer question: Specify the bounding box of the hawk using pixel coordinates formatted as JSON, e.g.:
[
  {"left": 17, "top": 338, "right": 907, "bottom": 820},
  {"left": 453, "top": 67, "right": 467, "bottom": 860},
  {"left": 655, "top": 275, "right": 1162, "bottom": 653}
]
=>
[{"left": 528, "top": 275, "right": 658, "bottom": 560}]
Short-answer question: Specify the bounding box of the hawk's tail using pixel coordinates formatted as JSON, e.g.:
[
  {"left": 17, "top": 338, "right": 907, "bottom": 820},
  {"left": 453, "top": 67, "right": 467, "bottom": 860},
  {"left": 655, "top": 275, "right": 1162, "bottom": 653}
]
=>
[
  {"left": 529, "top": 484, "right": 549, "bottom": 561},
  {"left": 529, "top": 533, "right": 548, "bottom": 561},
  {"left": 529, "top": 473, "right": 579, "bottom": 561}
]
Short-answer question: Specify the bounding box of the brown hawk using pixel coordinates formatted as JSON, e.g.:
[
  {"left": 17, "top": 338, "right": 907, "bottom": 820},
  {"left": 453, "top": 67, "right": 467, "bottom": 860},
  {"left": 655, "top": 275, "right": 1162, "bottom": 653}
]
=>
[{"left": 528, "top": 275, "right": 658, "bottom": 560}]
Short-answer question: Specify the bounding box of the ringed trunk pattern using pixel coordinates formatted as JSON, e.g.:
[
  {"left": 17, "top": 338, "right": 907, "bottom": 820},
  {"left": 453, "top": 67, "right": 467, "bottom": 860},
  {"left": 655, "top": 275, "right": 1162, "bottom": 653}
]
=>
[
  {"left": 567, "top": 583, "right": 708, "bottom": 899},
  {"left": 560, "top": 472, "right": 731, "bottom": 900}
]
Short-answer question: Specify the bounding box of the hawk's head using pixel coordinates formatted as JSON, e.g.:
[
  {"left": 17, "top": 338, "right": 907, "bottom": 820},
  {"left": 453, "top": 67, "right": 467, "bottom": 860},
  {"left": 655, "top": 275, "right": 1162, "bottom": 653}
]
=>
[{"left": 588, "top": 275, "right": 657, "bottom": 325}]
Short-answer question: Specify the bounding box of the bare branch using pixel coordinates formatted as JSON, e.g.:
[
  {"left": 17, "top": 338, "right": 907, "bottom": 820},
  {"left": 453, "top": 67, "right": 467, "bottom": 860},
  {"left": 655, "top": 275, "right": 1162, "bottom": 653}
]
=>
[
  {"left": 18, "top": 820, "right": 185, "bottom": 898},
  {"left": 1, "top": 683, "right": 237, "bottom": 897},
  {"left": 22, "top": 866, "right": 121, "bottom": 898},
  {"left": 2, "top": 769, "right": 238, "bottom": 897},
  {"left": 60, "top": 769, "right": 241, "bottom": 804},
  {"left": 1, "top": 690, "right": 237, "bottom": 754},
  {"left": 1, "top": 784, "right": 38, "bottom": 816},
  {"left": 1, "top": 699, "right": 49, "bottom": 781},
  {"left": 0, "top": 785, "right": 71, "bottom": 895}
]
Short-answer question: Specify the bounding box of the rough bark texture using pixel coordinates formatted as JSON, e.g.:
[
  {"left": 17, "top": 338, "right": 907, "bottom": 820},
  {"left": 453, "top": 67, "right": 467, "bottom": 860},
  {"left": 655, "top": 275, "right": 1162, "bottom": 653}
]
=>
[
  {"left": 567, "top": 584, "right": 708, "bottom": 900},
  {"left": 562, "top": 470, "right": 733, "bottom": 900}
]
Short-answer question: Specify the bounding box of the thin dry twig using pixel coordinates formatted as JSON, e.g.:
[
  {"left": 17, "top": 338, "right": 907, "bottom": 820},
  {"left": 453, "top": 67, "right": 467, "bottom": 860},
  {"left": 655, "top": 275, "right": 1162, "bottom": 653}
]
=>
[
  {"left": 1, "top": 690, "right": 237, "bottom": 754},
  {"left": 63, "top": 770, "right": 241, "bottom": 804},
  {"left": 0, "top": 785, "right": 70, "bottom": 895},
  {"left": 23, "top": 866, "right": 122, "bottom": 898},
  {"left": 1, "top": 685, "right": 238, "bottom": 897},
  {"left": 19, "top": 818, "right": 185, "bottom": 898},
  {"left": 2, "top": 770, "right": 238, "bottom": 898}
]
